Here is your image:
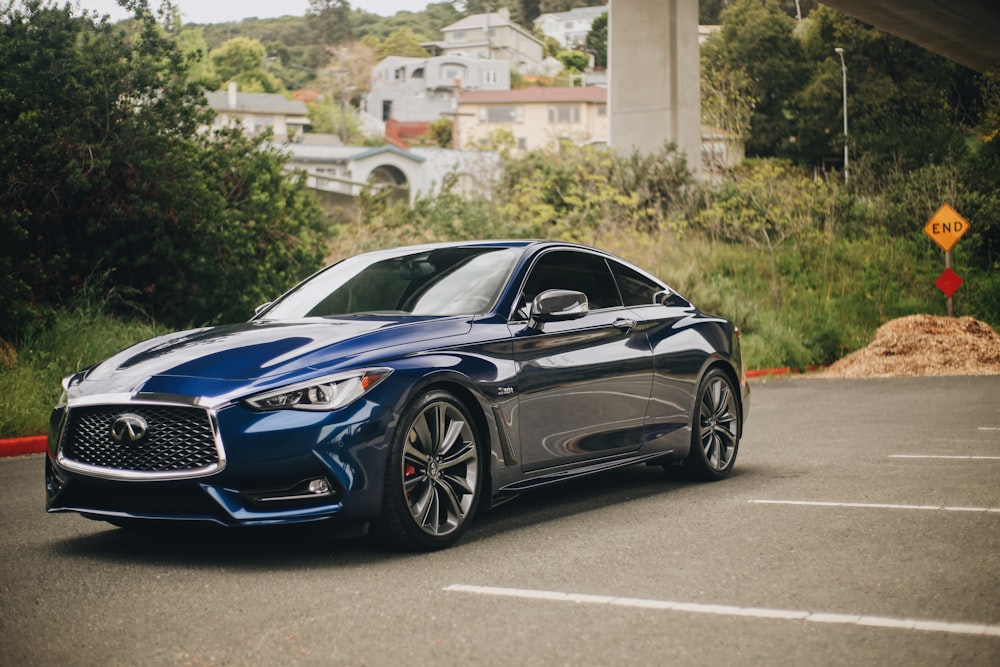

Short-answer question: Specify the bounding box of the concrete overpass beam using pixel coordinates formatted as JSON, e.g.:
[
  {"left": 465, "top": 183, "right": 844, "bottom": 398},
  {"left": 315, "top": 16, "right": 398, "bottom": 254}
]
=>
[{"left": 609, "top": 0, "right": 701, "bottom": 173}]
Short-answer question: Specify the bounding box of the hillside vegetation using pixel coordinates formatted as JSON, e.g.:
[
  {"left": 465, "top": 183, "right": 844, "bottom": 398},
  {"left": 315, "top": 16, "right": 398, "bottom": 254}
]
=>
[{"left": 1, "top": 1, "right": 998, "bottom": 437}]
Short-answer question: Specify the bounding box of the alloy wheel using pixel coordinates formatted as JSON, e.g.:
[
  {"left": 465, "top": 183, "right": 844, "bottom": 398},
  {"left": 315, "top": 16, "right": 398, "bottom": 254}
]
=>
[
  {"left": 401, "top": 400, "right": 479, "bottom": 537},
  {"left": 698, "top": 375, "right": 739, "bottom": 471}
]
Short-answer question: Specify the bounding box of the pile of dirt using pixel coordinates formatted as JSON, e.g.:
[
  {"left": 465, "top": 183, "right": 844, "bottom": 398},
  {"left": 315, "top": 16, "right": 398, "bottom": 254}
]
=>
[{"left": 822, "top": 314, "right": 1000, "bottom": 378}]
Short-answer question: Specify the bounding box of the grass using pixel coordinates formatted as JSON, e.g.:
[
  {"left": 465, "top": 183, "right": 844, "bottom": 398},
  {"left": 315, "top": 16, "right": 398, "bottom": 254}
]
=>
[{"left": 0, "top": 302, "right": 164, "bottom": 438}]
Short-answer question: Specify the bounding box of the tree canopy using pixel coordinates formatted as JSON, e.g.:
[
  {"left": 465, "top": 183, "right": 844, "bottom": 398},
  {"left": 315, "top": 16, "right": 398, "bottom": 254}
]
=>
[{"left": 0, "top": 0, "right": 327, "bottom": 341}]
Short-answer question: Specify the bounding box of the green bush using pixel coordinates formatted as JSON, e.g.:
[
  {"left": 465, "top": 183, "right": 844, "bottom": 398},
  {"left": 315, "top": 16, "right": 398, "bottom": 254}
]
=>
[{"left": 0, "top": 3, "right": 327, "bottom": 341}]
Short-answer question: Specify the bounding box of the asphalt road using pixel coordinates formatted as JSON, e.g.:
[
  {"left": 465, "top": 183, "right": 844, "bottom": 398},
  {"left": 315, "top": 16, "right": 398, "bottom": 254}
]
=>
[{"left": 2, "top": 376, "right": 998, "bottom": 666}]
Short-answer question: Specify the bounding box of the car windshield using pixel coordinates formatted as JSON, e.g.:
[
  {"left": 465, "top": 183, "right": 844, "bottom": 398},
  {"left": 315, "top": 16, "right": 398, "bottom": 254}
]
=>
[{"left": 260, "top": 246, "right": 524, "bottom": 319}]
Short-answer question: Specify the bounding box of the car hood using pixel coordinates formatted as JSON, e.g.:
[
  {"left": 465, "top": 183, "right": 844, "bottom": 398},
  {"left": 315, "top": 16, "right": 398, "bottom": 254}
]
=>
[{"left": 71, "top": 317, "right": 472, "bottom": 404}]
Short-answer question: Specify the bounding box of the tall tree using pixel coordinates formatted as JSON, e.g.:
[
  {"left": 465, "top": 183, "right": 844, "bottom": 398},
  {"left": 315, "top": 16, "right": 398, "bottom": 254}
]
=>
[
  {"left": 309, "top": 0, "right": 353, "bottom": 47},
  {"left": 520, "top": 0, "right": 541, "bottom": 24},
  {"left": 210, "top": 36, "right": 283, "bottom": 92},
  {"left": 379, "top": 27, "right": 431, "bottom": 58},
  {"left": 702, "top": 0, "right": 807, "bottom": 159},
  {"left": 0, "top": 1, "right": 325, "bottom": 338},
  {"left": 584, "top": 11, "right": 607, "bottom": 69},
  {"left": 793, "top": 5, "right": 969, "bottom": 172}
]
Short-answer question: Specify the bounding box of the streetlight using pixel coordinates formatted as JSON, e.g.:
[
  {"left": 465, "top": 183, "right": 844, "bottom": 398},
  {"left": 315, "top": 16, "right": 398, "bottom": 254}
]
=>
[{"left": 834, "top": 47, "right": 848, "bottom": 184}]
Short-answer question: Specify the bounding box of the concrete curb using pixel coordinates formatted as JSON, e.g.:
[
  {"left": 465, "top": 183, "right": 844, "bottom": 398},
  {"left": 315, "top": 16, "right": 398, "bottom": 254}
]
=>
[
  {"left": 747, "top": 365, "right": 825, "bottom": 379},
  {"left": 0, "top": 435, "right": 47, "bottom": 458}
]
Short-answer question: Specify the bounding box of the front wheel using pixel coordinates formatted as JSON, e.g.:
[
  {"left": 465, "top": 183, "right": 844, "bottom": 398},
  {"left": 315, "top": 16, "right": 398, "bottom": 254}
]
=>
[
  {"left": 682, "top": 368, "right": 741, "bottom": 481},
  {"left": 374, "top": 390, "right": 482, "bottom": 551}
]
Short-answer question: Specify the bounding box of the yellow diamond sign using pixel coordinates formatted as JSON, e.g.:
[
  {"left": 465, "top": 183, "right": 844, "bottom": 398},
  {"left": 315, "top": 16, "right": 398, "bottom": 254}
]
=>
[{"left": 924, "top": 203, "right": 970, "bottom": 252}]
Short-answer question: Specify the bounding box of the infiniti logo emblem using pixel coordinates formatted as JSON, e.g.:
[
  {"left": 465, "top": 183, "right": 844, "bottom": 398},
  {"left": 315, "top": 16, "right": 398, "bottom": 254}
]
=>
[{"left": 110, "top": 413, "right": 148, "bottom": 444}]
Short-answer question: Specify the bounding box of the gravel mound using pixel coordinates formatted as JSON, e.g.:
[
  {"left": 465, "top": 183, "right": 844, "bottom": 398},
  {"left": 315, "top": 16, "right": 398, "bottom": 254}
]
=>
[{"left": 822, "top": 314, "right": 1000, "bottom": 378}]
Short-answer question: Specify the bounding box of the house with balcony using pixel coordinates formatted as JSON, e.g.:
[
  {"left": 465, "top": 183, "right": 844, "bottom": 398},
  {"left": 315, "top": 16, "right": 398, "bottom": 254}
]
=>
[
  {"left": 423, "top": 8, "right": 545, "bottom": 74},
  {"left": 366, "top": 54, "right": 511, "bottom": 124},
  {"left": 205, "top": 82, "right": 309, "bottom": 143},
  {"left": 454, "top": 86, "right": 608, "bottom": 153},
  {"left": 533, "top": 5, "right": 608, "bottom": 49}
]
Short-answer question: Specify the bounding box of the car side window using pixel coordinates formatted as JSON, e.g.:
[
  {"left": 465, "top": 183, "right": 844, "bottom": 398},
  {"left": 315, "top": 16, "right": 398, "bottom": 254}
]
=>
[
  {"left": 520, "top": 251, "right": 622, "bottom": 311},
  {"left": 610, "top": 260, "right": 667, "bottom": 307}
]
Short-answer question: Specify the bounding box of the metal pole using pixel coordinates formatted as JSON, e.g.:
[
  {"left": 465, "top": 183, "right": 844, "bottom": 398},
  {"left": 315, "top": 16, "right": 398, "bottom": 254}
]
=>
[
  {"left": 834, "top": 48, "right": 848, "bottom": 184},
  {"left": 945, "top": 250, "right": 955, "bottom": 317}
]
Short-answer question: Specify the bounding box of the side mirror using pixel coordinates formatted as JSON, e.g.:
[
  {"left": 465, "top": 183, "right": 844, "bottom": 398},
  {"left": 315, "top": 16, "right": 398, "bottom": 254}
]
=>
[
  {"left": 655, "top": 288, "right": 688, "bottom": 308},
  {"left": 528, "top": 289, "right": 589, "bottom": 331}
]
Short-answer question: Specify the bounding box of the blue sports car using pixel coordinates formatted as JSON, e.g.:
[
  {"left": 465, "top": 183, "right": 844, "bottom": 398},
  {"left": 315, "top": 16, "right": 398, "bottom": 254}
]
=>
[{"left": 47, "top": 240, "right": 749, "bottom": 550}]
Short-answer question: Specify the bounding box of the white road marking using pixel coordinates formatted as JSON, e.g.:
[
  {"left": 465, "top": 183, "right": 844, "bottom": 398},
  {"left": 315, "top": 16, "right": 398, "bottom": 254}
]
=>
[
  {"left": 749, "top": 499, "right": 1000, "bottom": 513},
  {"left": 889, "top": 454, "right": 1000, "bottom": 460},
  {"left": 444, "top": 585, "right": 1000, "bottom": 637},
  {"left": 978, "top": 427, "right": 1000, "bottom": 431}
]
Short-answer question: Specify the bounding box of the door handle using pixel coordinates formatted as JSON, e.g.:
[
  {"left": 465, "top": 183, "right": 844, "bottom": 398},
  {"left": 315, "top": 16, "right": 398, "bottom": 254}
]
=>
[{"left": 613, "top": 318, "right": 637, "bottom": 331}]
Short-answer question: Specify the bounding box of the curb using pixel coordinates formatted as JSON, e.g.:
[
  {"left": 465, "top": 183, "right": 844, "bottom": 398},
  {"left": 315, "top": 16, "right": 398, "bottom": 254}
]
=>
[
  {"left": 0, "top": 435, "right": 47, "bottom": 458},
  {"left": 747, "top": 365, "right": 825, "bottom": 379}
]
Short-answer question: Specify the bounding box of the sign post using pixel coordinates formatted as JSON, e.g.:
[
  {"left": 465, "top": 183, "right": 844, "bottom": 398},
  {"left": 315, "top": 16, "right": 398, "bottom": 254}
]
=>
[{"left": 923, "top": 203, "right": 970, "bottom": 317}]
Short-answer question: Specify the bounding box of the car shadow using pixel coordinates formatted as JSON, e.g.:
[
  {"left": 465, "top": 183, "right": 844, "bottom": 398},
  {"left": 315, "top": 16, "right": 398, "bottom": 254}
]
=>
[
  {"left": 463, "top": 463, "right": 703, "bottom": 545},
  {"left": 50, "top": 463, "right": 749, "bottom": 567}
]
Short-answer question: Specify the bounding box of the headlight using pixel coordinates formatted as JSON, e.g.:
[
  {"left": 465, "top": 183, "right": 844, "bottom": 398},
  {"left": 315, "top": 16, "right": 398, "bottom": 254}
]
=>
[
  {"left": 57, "top": 372, "right": 85, "bottom": 409},
  {"left": 243, "top": 368, "right": 392, "bottom": 412}
]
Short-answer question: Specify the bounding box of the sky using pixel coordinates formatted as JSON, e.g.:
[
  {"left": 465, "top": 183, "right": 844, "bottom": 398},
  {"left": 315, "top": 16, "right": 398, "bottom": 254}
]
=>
[{"left": 71, "top": 0, "right": 435, "bottom": 23}]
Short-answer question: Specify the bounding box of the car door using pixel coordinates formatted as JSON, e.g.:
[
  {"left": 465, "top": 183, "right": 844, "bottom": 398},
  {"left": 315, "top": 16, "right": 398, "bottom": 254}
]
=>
[
  {"left": 509, "top": 249, "right": 654, "bottom": 472},
  {"left": 606, "top": 257, "right": 698, "bottom": 450}
]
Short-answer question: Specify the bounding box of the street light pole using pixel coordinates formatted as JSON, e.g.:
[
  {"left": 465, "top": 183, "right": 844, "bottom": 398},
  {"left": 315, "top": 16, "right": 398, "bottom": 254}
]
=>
[{"left": 834, "top": 47, "right": 848, "bottom": 184}]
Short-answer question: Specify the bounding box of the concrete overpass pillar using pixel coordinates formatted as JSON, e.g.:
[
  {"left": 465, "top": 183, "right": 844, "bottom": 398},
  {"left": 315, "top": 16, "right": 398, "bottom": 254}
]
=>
[{"left": 609, "top": 0, "right": 701, "bottom": 174}]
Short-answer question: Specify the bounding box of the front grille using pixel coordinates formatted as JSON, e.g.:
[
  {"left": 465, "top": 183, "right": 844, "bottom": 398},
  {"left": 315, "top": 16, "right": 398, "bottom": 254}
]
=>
[{"left": 59, "top": 404, "right": 221, "bottom": 477}]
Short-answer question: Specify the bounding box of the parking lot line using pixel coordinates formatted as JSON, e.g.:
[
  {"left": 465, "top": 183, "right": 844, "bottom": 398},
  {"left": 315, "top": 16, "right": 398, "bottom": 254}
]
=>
[
  {"left": 444, "top": 585, "right": 1000, "bottom": 637},
  {"left": 748, "top": 499, "right": 1000, "bottom": 513},
  {"left": 889, "top": 454, "right": 1000, "bottom": 460}
]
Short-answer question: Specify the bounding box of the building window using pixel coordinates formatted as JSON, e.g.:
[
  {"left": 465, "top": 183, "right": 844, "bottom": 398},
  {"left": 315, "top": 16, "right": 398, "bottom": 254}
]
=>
[
  {"left": 483, "top": 70, "right": 498, "bottom": 84},
  {"left": 597, "top": 104, "right": 607, "bottom": 116},
  {"left": 517, "top": 137, "right": 526, "bottom": 150},
  {"left": 394, "top": 68, "right": 405, "bottom": 81},
  {"left": 443, "top": 64, "right": 467, "bottom": 83},
  {"left": 412, "top": 67, "right": 424, "bottom": 78},
  {"left": 548, "top": 105, "right": 581, "bottom": 124},
  {"left": 452, "top": 30, "right": 466, "bottom": 41},
  {"left": 480, "top": 105, "right": 523, "bottom": 123},
  {"left": 254, "top": 116, "right": 274, "bottom": 133}
]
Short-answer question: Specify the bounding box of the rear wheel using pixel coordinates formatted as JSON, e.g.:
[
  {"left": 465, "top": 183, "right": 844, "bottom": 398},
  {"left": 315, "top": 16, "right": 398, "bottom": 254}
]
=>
[
  {"left": 682, "top": 368, "right": 740, "bottom": 480},
  {"left": 374, "top": 390, "right": 482, "bottom": 551}
]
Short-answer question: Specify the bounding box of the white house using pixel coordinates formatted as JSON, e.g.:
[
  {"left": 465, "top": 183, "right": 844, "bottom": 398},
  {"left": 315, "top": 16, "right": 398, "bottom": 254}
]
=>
[
  {"left": 423, "top": 8, "right": 545, "bottom": 74},
  {"left": 533, "top": 6, "right": 608, "bottom": 49},
  {"left": 367, "top": 54, "right": 511, "bottom": 123},
  {"left": 205, "top": 82, "right": 309, "bottom": 143}
]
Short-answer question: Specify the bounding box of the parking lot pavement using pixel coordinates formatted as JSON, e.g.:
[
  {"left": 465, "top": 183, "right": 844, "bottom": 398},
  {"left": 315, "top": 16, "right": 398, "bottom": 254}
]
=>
[{"left": 1, "top": 375, "right": 998, "bottom": 666}]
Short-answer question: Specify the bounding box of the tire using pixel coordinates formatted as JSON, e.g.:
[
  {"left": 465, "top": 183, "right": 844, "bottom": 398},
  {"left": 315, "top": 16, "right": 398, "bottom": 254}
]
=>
[
  {"left": 682, "top": 368, "right": 741, "bottom": 481},
  {"left": 374, "top": 390, "right": 483, "bottom": 551}
]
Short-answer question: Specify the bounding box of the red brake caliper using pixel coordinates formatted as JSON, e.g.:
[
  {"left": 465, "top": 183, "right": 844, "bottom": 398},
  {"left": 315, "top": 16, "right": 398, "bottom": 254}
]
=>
[{"left": 404, "top": 463, "right": 417, "bottom": 497}]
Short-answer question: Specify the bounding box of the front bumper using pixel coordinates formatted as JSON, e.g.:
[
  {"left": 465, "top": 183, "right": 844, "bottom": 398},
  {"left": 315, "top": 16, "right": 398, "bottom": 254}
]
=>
[{"left": 46, "top": 396, "right": 394, "bottom": 527}]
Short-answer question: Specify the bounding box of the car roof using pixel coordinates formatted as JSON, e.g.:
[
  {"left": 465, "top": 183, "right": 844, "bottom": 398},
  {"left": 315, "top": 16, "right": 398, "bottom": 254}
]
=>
[{"left": 359, "top": 239, "right": 611, "bottom": 255}]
